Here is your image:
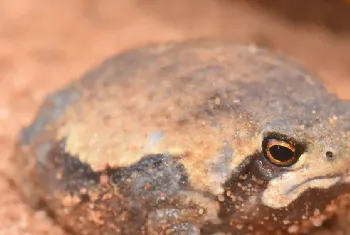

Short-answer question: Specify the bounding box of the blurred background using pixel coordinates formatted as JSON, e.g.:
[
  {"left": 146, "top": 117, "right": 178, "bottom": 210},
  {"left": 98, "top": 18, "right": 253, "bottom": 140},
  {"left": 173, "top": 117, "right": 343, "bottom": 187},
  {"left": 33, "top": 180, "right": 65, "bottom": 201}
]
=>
[{"left": 1, "top": 1, "right": 350, "bottom": 234}]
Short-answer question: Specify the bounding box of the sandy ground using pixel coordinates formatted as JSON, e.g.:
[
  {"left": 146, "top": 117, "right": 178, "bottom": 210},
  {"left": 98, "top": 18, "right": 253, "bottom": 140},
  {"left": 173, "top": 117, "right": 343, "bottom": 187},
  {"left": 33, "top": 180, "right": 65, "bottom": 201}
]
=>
[{"left": 1, "top": 0, "right": 350, "bottom": 234}]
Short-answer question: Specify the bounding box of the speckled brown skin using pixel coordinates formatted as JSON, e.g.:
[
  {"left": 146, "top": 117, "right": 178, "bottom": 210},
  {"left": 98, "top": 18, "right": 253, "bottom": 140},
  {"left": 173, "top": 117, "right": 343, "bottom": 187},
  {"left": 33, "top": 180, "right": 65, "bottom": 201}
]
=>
[{"left": 14, "top": 40, "right": 350, "bottom": 235}]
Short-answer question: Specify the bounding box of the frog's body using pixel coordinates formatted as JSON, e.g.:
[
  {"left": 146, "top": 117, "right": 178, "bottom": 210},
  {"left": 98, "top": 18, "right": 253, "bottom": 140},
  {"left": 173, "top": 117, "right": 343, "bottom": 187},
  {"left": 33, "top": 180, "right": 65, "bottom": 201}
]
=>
[{"left": 14, "top": 41, "right": 350, "bottom": 235}]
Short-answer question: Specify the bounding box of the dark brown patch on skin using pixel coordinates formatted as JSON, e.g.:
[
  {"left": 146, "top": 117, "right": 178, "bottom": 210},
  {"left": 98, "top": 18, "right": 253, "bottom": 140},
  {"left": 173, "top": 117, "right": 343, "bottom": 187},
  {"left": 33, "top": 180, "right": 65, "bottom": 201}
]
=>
[{"left": 34, "top": 139, "right": 192, "bottom": 235}]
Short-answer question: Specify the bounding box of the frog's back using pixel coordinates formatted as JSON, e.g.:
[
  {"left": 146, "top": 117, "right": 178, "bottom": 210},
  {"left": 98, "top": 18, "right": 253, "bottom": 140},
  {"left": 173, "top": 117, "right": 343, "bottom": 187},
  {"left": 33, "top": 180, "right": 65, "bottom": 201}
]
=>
[{"left": 20, "top": 40, "right": 331, "bottom": 170}]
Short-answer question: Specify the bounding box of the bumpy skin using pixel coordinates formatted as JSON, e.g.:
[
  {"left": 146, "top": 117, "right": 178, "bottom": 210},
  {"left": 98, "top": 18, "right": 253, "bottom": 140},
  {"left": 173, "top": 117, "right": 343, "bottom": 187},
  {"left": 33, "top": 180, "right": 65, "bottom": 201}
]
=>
[{"left": 14, "top": 41, "right": 350, "bottom": 235}]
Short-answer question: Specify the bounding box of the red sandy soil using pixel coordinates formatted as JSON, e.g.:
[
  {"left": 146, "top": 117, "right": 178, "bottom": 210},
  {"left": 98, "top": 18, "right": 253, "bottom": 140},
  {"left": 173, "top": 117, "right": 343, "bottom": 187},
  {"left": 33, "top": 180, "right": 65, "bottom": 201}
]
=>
[{"left": 1, "top": 0, "right": 350, "bottom": 234}]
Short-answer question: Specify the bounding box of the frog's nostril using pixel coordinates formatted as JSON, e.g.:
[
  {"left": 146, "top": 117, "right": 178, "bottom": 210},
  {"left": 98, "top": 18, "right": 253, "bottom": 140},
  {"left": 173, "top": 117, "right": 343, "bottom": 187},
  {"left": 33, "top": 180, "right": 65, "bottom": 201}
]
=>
[{"left": 326, "top": 151, "right": 335, "bottom": 160}]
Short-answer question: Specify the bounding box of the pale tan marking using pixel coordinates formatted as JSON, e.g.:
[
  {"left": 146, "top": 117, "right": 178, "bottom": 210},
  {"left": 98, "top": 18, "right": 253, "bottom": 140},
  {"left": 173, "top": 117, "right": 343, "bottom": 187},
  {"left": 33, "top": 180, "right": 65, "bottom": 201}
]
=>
[{"left": 262, "top": 174, "right": 341, "bottom": 209}]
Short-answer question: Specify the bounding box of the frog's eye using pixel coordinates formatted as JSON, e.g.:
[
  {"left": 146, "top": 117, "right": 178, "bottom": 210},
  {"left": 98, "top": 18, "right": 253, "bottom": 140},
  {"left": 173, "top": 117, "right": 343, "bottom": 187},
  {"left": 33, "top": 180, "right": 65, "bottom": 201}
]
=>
[{"left": 262, "top": 137, "right": 299, "bottom": 167}]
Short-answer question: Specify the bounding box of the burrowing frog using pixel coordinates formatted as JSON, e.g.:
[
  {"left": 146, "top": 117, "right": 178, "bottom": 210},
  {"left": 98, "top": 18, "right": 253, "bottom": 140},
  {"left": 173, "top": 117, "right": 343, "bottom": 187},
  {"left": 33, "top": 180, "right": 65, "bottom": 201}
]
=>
[{"left": 14, "top": 40, "right": 350, "bottom": 235}]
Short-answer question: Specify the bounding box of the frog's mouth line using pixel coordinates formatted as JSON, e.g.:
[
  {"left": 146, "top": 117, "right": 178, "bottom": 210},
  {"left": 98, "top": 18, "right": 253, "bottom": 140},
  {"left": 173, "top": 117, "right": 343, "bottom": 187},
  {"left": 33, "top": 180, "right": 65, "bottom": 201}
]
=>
[
  {"left": 262, "top": 175, "right": 342, "bottom": 209},
  {"left": 285, "top": 175, "right": 342, "bottom": 196}
]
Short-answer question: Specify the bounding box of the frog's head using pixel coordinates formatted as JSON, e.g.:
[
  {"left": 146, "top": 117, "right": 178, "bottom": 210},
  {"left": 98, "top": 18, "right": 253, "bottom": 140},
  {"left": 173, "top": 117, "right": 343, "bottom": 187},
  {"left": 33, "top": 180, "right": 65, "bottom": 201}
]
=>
[
  {"left": 259, "top": 118, "right": 350, "bottom": 210},
  {"left": 213, "top": 77, "right": 350, "bottom": 233}
]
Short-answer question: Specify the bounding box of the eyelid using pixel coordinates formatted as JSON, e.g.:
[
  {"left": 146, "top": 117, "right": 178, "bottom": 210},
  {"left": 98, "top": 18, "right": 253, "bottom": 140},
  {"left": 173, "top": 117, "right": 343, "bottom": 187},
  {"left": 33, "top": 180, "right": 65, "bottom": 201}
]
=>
[
  {"left": 263, "top": 132, "right": 307, "bottom": 150},
  {"left": 266, "top": 139, "right": 295, "bottom": 152}
]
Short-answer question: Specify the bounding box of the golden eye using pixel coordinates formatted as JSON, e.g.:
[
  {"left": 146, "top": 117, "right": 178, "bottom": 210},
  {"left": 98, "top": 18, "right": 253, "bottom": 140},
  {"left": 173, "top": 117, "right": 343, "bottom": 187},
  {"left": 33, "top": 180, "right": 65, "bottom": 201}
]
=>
[{"left": 263, "top": 138, "right": 298, "bottom": 166}]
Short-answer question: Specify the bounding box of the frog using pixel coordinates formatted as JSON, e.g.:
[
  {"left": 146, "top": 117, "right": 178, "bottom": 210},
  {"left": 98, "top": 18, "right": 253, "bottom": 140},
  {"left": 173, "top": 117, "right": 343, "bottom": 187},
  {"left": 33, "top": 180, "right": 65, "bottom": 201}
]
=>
[{"left": 13, "top": 40, "right": 350, "bottom": 235}]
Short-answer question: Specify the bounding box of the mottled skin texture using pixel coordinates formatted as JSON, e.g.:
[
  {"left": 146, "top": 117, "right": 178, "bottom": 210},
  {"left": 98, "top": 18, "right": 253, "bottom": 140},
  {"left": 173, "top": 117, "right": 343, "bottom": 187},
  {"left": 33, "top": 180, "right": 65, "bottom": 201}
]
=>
[{"left": 14, "top": 41, "right": 350, "bottom": 235}]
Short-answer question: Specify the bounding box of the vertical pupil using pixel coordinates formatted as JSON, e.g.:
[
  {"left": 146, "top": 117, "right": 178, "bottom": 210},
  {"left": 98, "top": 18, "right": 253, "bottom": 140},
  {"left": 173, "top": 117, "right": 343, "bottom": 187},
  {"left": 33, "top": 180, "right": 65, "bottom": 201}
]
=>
[{"left": 269, "top": 145, "right": 295, "bottom": 162}]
